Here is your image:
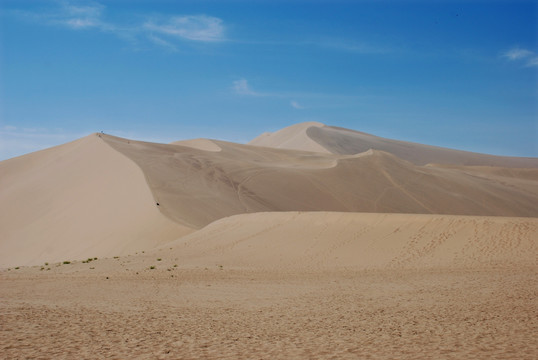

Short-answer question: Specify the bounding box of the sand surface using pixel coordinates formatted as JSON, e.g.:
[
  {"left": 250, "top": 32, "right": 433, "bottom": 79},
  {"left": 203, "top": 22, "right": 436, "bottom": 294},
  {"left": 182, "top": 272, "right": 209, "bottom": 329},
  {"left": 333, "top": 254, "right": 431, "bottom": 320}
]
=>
[
  {"left": 1, "top": 122, "right": 537, "bottom": 359},
  {"left": 251, "top": 122, "right": 538, "bottom": 167},
  {"left": 103, "top": 134, "right": 538, "bottom": 230},
  {"left": 0, "top": 134, "right": 191, "bottom": 267},
  {"left": 2, "top": 212, "right": 537, "bottom": 359}
]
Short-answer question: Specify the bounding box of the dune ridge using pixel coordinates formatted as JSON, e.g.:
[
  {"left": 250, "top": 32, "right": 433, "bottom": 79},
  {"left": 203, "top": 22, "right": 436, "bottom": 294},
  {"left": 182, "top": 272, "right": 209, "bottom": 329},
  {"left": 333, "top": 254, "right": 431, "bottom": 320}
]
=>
[
  {"left": 250, "top": 122, "right": 538, "bottom": 167},
  {"left": 102, "top": 134, "right": 538, "bottom": 230},
  {"left": 0, "top": 134, "right": 192, "bottom": 267}
]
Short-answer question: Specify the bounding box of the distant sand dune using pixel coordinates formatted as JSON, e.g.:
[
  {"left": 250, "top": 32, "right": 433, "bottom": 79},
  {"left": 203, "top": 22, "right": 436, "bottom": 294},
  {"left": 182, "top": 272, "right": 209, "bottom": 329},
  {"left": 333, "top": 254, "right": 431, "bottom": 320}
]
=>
[
  {"left": 103, "top": 134, "right": 538, "bottom": 229},
  {"left": 250, "top": 122, "right": 538, "bottom": 167},
  {"left": 171, "top": 138, "right": 222, "bottom": 152},
  {"left": 1, "top": 122, "right": 537, "bottom": 268}
]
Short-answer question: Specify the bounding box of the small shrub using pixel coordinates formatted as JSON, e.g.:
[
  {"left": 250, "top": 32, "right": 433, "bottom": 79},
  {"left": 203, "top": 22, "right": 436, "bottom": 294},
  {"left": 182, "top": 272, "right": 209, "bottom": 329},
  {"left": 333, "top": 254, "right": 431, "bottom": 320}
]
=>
[
  {"left": 157, "top": 258, "right": 162, "bottom": 261},
  {"left": 113, "top": 256, "right": 119, "bottom": 259},
  {"left": 173, "top": 264, "right": 178, "bottom": 267},
  {"left": 44, "top": 262, "right": 49, "bottom": 266},
  {"left": 15, "top": 267, "right": 19, "bottom": 270},
  {"left": 63, "top": 261, "right": 71, "bottom": 265},
  {"left": 150, "top": 266, "right": 155, "bottom": 270}
]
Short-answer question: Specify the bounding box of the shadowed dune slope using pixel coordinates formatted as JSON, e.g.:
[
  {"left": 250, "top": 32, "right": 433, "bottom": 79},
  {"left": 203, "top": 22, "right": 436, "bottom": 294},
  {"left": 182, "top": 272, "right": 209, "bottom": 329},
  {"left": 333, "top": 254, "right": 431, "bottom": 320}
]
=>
[
  {"left": 161, "top": 212, "right": 538, "bottom": 270},
  {"left": 250, "top": 122, "right": 538, "bottom": 167},
  {"left": 0, "top": 134, "right": 192, "bottom": 267},
  {"left": 103, "top": 134, "right": 538, "bottom": 229}
]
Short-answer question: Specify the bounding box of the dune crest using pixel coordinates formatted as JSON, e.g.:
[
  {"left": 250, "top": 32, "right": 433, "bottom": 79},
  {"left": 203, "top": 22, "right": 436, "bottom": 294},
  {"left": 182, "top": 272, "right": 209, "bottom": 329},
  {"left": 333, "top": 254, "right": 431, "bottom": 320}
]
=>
[
  {"left": 249, "top": 121, "right": 329, "bottom": 153},
  {"left": 250, "top": 122, "right": 538, "bottom": 168},
  {"left": 0, "top": 134, "right": 192, "bottom": 267},
  {"left": 102, "top": 134, "right": 538, "bottom": 229},
  {"left": 171, "top": 138, "right": 222, "bottom": 152}
]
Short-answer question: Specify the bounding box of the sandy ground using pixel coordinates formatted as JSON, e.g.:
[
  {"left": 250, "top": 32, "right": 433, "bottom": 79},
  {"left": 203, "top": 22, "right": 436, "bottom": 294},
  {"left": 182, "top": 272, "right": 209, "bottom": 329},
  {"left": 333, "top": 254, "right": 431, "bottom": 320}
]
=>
[
  {"left": 1, "top": 266, "right": 536, "bottom": 359},
  {"left": 1, "top": 212, "right": 537, "bottom": 359}
]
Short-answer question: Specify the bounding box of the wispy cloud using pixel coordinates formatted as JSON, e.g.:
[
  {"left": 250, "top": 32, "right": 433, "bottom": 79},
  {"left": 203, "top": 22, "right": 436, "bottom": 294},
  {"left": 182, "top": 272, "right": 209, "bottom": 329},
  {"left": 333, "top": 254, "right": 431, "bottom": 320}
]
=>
[
  {"left": 290, "top": 100, "right": 304, "bottom": 109},
  {"left": 526, "top": 57, "right": 538, "bottom": 67},
  {"left": 232, "top": 79, "right": 260, "bottom": 96},
  {"left": 502, "top": 46, "right": 538, "bottom": 67},
  {"left": 146, "top": 34, "right": 179, "bottom": 52},
  {"left": 503, "top": 47, "right": 533, "bottom": 60},
  {"left": 144, "top": 15, "right": 225, "bottom": 42},
  {"left": 11, "top": 0, "right": 225, "bottom": 51}
]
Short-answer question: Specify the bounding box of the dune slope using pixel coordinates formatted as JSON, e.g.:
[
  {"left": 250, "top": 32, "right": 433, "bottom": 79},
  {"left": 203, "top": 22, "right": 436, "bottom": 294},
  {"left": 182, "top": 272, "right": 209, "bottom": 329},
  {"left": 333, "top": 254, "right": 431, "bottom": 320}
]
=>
[
  {"left": 0, "top": 134, "right": 192, "bottom": 267},
  {"left": 249, "top": 122, "right": 538, "bottom": 167},
  {"left": 103, "top": 134, "right": 538, "bottom": 229},
  {"left": 158, "top": 212, "right": 538, "bottom": 270}
]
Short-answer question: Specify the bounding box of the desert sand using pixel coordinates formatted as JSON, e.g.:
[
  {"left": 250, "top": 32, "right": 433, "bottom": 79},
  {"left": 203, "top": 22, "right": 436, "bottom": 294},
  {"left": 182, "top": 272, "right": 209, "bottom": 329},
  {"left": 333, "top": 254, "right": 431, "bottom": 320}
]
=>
[{"left": 1, "top": 122, "right": 537, "bottom": 359}]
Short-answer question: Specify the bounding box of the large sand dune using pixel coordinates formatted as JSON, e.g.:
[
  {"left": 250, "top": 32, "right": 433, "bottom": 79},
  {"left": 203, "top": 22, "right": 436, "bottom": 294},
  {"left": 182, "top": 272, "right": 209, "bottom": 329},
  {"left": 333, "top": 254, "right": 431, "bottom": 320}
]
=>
[
  {"left": 103, "top": 133, "right": 538, "bottom": 229},
  {"left": 0, "top": 134, "right": 191, "bottom": 267},
  {"left": 251, "top": 122, "right": 538, "bottom": 167},
  {"left": 1, "top": 122, "right": 537, "bottom": 359}
]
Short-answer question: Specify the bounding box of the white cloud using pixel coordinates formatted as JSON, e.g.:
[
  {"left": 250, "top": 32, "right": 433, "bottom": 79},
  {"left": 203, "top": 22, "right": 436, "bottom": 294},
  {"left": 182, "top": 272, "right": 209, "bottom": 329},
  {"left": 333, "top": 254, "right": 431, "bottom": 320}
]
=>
[
  {"left": 503, "top": 47, "right": 533, "bottom": 60},
  {"left": 144, "top": 15, "right": 225, "bottom": 42},
  {"left": 290, "top": 100, "right": 304, "bottom": 109},
  {"left": 45, "top": 0, "right": 106, "bottom": 30},
  {"left": 147, "top": 34, "right": 179, "bottom": 52},
  {"left": 526, "top": 56, "right": 538, "bottom": 67},
  {"left": 12, "top": 1, "right": 225, "bottom": 50},
  {"left": 232, "top": 79, "right": 259, "bottom": 96}
]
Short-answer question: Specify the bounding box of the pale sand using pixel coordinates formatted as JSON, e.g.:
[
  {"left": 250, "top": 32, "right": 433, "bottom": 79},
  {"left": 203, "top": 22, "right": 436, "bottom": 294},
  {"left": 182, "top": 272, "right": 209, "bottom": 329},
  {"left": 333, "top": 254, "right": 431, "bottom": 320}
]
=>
[
  {"left": 0, "top": 134, "right": 192, "bottom": 268},
  {"left": 249, "top": 121, "right": 330, "bottom": 153},
  {"left": 171, "top": 138, "right": 222, "bottom": 152},
  {"left": 103, "top": 134, "right": 538, "bottom": 230},
  {"left": 1, "top": 122, "right": 537, "bottom": 359},
  {"left": 1, "top": 212, "right": 536, "bottom": 359},
  {"left": 251, "top": 122, "right": 538, "bottom": 168}
]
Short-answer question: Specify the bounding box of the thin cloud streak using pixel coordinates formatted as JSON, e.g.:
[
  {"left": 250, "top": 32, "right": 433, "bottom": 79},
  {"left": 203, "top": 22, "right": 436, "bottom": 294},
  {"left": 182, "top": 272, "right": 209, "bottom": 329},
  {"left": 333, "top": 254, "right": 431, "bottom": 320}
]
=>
[
  {"left": 11, "top": 0, "right": 226, "bottom": 50},
  {"left": 502, "top": 46, "right": 538, "bottom": 67},
  {"left": 144, "top": 15, "right": 225, "bottom": 42},
  {"left": 232, "top": 79, "right": 260, "bottom": 96},
  {"left": 503, "top": 47, "right": 533, "bottom": 60},
  {"left": 290, "top": 100, "right": 304, "bottom": 109}
]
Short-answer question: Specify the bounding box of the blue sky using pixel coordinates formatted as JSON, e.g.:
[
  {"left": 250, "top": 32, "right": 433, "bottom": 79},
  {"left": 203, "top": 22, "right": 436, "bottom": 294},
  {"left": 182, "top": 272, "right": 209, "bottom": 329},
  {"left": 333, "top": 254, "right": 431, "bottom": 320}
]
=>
[{"left": 0, "top": 0, "right": 536, "bottom": 160}]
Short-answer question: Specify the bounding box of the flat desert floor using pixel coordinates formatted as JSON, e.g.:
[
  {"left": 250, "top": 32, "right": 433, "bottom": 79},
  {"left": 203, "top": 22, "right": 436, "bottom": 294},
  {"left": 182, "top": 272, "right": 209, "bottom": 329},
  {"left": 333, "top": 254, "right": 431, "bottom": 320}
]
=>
[{"left": 1, "top": 265, "right": 536, "bottom": 359}]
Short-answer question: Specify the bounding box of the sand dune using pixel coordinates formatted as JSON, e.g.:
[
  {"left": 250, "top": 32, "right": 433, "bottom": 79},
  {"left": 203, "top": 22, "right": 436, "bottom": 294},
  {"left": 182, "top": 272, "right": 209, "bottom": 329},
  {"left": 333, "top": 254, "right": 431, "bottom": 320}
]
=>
[
  {"left": 156, "top": 212, "right": 538, "bottom": 270},
  {"left": 1, "top": 123, "right": 537, "bottom": 267},
  {"left": 0, "top": 134, "right": 192, "bottom": 267},
  {"left": 1, "top": 122, "right": 537, "bottom": 359},
  {"left": 2, "top": 211, "right": 536, "bottom": 359},
  {"left": 171, "top": 138, "right": 222, "bottom": 152},
  {"left": 249, "top": 121, "right": 329, "bottom": 153},
  {"left": 102, "top": 134, "right": 538, "bottom": 229},
  {"left": 250, "top": 122, "right": 538, "bottom": 167}
]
